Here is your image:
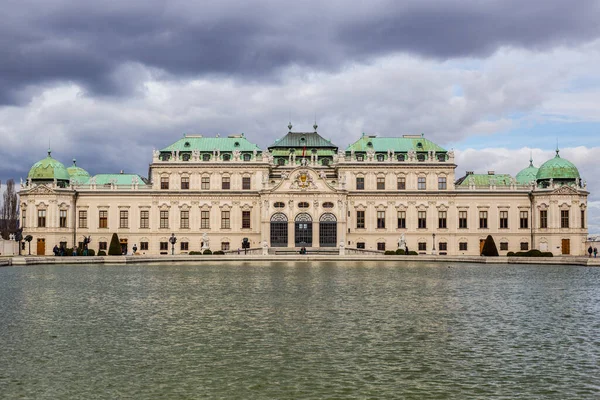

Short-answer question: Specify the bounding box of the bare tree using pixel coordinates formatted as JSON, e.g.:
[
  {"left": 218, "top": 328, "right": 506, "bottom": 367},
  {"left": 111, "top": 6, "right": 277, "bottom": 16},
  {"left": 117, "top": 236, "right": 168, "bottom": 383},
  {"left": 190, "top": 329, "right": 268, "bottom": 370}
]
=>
[{"left": 1, "top": 179, "right": 19, "bottom": 240}]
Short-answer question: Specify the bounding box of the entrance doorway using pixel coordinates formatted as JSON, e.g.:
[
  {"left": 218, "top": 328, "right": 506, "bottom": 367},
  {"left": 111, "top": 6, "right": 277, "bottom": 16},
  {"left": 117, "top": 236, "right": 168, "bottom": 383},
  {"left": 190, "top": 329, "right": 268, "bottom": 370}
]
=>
[
  {"left": 561, "top": 239, "right": 570, "bottom": 255},
  {"left": 270, "top": 213, "right": 288, "bottom": 247},
  {"left": 295, "top": 213, "right": 313, "bottom": 247},
  {"left": 120, "top": 239, "right": 128, "bottom": 255},
  {"left": 479, "top": 239, "right": 485, "bottom": 255},
  {"left": 319, "top": 213, "right": 337, "bottom": 247},
  {"left": 37, "top": 238, "right": 45, "bottom": 255}
]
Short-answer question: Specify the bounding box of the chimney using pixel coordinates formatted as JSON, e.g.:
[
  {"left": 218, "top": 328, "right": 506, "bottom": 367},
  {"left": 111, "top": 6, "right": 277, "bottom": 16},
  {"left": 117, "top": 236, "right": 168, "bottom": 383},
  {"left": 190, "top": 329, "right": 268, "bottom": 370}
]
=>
[{"left": 487, "top": 171, "right": 495, "bottom": 175}]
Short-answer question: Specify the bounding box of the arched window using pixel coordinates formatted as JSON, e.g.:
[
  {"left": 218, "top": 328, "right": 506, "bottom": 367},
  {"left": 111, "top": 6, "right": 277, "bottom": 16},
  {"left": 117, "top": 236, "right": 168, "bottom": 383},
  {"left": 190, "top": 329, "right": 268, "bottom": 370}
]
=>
[
  {"left": 243, "top": 153, "right": 251, "bottom": 161},
  {"left": 160, "top": 153, "right": 171, "bottom": 161},
  {"left": 202, "top": 154, "right": 211, "bottom": 161},
  {"left": 223, "top": 153, "right": 231, "bottom": 161},
  {"left": 319, "top": 213, "right": 337, "bottom": 247},
  {"left": 397, "top": 153, "right": 405, "bottom": 161},
  {"left": 377, "top": 154, "right": 385, "bottom": 162},
  {"left": 182, "top": 153, "right": 190, "bottom": 161}
]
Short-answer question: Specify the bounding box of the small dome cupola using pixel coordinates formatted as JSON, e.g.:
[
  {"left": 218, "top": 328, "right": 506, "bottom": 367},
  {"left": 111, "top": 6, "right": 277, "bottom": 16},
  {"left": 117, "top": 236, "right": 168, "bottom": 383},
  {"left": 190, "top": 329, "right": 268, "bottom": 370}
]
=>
[
  {"left": 27, "top": 149, "right": 71, "bottom": 185},
  {"left": 67, "top": 158, "right": 91, "bottom": 184},
  {"left": 515, "top": 156, "right": 539, "bottom": 184},
  {"left": 536, "top": 148, "right": 580, "bottom": 186}
]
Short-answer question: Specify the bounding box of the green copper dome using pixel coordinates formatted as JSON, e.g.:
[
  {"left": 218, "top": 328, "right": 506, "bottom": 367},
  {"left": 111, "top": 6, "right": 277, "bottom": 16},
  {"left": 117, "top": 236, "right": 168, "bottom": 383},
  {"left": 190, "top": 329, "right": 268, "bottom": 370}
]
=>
[
  {"left": 536, "top": 150, "right": 580, "bottom": 181},
  {"left": 67, "top": 159, "right": 90, "bottom": 183},
  {"left": 515, "top": 158, "right": 539, "bottom": 184},
  {"left": 27, "top": 150, "right": 71, "bottom": 182}
]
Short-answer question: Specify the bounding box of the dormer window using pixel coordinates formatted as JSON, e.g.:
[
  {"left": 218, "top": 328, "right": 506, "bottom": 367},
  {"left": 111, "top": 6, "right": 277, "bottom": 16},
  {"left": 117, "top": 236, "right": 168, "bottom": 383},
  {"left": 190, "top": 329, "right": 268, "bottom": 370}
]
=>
[
  {"left": 277, "top": 158, "right": 285, "bottom": 166},
  {"left": 202, "top": 154, "right": 211, "bottom": 161},
  {"left": 300, "top": 137, "right": 306, "bottom": 143},
  {"left": 322, "top": 158, "right": 330, "bottom": 166},
  {"left": 182, "top": 153, "right": 190, "bottom": 161},
  {"left": 397, "top": 154, "right": 405, "bottom": 161},
  {"left": 417, "top": 153, "right": 425, "bottom": 162},
  {"left": 367, "top": 141, "right": 373, "bottom": 147},
  {"left": 223, "top": 154, "right": 231, "bottom": 161},
  {"left": 377, "top": 154, "right": 384, "bottom": 162},
  {"left": 184, "top": 141, "right": 191, "bottom": 148},
  {"left": 356, "top": 154, "right": 364, "bottom": 162},
  {"left": 160, "top": 153, "right": 171, "bottom": 161},
  {"left": 243, "top": 153, "right": 251, "bottom": 161},
  {"left": 417, "top": 142, "right": 423, "bottom": 148},
  {"left": 437, "top": 153, "right": 446, "bottom": 162},
  {"left": 312, "top": 148, "right": 317, "bottom": 154},
  {"left": 234, "top": 141, "right": 240, "bottom": 147}
]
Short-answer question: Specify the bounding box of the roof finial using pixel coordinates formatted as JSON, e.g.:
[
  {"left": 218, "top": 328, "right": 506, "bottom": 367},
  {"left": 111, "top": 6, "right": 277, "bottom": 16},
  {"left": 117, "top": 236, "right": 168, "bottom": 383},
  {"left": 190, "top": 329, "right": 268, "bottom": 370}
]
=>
[
  {"left": 288, "top": 121, "right": 293, "bottom": 132},
  {"left": 73, "top": 158, "right": 77, "bottom": 166},
  {"left": 555, "top": 139, "right": 560, "bottom": 157},
  {"left": 313, "top": 113, "right": 318, "bottom": 132},
  {"left": 529, "top": 151, "right": 533, "bottom": 167}
]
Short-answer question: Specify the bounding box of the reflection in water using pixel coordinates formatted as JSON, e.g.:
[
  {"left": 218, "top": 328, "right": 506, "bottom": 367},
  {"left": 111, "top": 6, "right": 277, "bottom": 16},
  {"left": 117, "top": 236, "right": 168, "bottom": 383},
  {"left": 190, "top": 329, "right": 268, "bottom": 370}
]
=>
[{"left": 1, "top": 261, "right": 599, "bottom": 399}]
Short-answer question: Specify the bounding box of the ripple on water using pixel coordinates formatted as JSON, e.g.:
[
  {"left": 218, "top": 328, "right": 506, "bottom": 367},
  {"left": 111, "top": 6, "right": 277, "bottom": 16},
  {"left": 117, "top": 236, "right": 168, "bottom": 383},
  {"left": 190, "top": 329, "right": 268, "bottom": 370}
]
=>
[{"left": 0, "top": 262, "right": 600, "bottom": 399}]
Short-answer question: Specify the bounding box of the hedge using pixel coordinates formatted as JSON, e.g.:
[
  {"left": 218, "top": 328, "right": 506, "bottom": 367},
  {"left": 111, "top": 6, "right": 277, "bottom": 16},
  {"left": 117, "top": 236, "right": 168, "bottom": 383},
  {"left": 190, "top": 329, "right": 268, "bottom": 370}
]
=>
[
  {"left": 189, "top": 251, "right": 203, "bottom": 255},
  {"left": 203, "top": 249, "right": 213, "bottom": 255},
  {"left": 507, "top": 249, "right": 553, "bottom": 257}
]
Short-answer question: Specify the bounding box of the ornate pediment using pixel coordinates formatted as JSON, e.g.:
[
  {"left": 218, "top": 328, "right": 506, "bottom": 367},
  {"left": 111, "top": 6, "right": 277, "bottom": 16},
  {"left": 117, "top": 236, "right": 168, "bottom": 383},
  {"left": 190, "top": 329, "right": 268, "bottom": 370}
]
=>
[
  {"left": 270, "top": 167, "right": 338, "bottom": 193},
  {"left": 290, "top": 170, "right": 318, "bottom": 190},
  {"left": 25, "top": 184, "right": 57, "bottom": 195},
  {"left": 552, "top": 185, "right": 579, "bottom": 195}
]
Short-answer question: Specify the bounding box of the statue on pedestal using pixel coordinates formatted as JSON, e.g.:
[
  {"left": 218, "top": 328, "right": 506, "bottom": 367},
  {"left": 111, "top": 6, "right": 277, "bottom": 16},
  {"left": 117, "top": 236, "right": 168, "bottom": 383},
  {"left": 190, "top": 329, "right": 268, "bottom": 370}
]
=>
[{"left": 201, "top": 233, "right": 210, "bottom": 250}]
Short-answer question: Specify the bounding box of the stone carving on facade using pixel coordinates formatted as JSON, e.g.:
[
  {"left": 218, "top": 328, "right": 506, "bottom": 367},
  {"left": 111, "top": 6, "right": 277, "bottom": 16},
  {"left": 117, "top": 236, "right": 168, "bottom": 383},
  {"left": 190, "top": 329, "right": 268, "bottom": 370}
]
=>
[
  {"left": 233, "top": 150, "right": 241, "bottom": 161},
  {"left": 408, "top": 150, "right": 416, "bottom": 161},
  {"left": 319, "top": 170, "right": 326, "bottom": 180},
  {"left": 366, "top": 148, "right": 375, "bottom": 161},
  {"left": 289, "top": 170, "right": 317, "bottom": 190}
]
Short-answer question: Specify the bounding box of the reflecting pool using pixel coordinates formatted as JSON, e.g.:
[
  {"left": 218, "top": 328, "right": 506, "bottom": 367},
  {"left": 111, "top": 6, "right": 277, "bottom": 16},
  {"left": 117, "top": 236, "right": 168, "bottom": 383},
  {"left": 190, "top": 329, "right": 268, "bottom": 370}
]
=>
[{"left": 1, "top": 261, "right": 599, "bottom": 399}]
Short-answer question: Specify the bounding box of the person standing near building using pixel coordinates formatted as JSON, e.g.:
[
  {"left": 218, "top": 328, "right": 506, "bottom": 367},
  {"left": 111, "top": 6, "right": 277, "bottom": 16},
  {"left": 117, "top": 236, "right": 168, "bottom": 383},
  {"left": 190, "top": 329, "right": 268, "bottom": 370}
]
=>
[
  {"left": 594, "top": 247, "right": 598, "bottom": 258},
  {"left": 588, "top": 246, "right": 593, "bottom": 257}
]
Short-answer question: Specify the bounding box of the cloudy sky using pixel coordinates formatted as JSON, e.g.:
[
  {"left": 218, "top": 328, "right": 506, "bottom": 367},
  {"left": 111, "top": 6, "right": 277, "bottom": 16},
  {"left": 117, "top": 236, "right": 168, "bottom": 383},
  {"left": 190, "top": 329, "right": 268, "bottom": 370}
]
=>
[{"left": 1, "top": 0, "right": 599, "bottom": 232}]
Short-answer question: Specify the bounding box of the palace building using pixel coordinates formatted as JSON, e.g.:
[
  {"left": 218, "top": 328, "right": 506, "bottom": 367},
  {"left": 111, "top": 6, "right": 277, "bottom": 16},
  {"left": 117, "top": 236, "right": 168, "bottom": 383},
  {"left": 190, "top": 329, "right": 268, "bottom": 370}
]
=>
[{"left": 19, "top": 124, "right": 589, "bottom": 256}]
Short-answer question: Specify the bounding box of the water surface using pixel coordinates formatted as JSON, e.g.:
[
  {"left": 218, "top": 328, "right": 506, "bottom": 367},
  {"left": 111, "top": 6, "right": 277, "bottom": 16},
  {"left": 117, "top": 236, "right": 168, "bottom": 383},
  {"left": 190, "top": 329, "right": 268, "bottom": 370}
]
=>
[{"left": 1, "top": 261, "right": 599, "bottom": 399}]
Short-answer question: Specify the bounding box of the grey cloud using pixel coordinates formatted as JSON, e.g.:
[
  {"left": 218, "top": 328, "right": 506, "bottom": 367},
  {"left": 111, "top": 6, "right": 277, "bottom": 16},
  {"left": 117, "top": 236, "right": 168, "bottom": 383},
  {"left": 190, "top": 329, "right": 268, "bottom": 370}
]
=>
[{"left": 1, "top": 0, "right": 600, "bottom": 103}]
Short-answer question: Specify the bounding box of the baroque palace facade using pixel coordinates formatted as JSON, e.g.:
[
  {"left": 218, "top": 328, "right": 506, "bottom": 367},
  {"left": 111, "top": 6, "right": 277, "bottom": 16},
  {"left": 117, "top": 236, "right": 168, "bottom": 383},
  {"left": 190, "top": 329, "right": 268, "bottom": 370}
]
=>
[{"left": 20, "top": 125, "right": 589, "bottom": 256}]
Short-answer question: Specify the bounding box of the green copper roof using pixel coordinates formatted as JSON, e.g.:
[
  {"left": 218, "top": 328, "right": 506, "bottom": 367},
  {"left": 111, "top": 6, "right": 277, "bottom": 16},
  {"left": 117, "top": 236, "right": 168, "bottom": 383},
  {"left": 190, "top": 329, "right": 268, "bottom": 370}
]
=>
[
  {"left": 27, "top": 150, "right": 71, "bottom": 181},
  {"left": 160, "top": 134, "right": 261, "bottom": 153},
  {"left": 271, "top": 149, "right": 336, "bottom": 157},
  {"left": 456, "top": 173, "right": 513, "bottom": 186},
  {"left": 536, "top": 150, "right": 580, "bottom": 181},
  {"left": 268, "top": 132, "right": 338, "bottom": 150},
  {"left": 67, "top": 159, "right": 90, "bottom": 184},
  {"left": 346, "top": 134, "right": 446, "bottom": 153},
  {"left": 515, "top": 159, "right": 538, "bottom": 184},
  {"left": 91, "top": 174, "right": 148, "bottom": 186}
]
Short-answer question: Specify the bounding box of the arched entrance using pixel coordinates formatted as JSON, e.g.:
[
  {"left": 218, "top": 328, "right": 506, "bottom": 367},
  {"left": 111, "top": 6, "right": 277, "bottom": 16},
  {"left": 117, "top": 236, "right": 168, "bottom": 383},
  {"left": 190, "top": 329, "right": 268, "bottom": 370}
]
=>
[
  {"left": 270, "top": 213, "right": 288, "bottom": 247},
  {"left": 319, "top": 213, "right": 337, "bottom": 247},
  {"left": 295, "top": 213, "right": 313, "bottom": 247}
]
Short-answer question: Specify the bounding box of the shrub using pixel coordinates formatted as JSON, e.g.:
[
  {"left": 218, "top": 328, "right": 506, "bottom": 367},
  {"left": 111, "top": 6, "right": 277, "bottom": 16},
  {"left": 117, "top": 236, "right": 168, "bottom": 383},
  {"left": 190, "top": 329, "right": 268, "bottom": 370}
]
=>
[
  {"left": 108, "top": 233, "right": 121, "bottom": 256},
  {"left": 189, "top": 251, "right": 203, "bottom": 255},
  {"left": 98, "top": 250, "right": 107, "bottom": 256},
  {"left": 408, "top": 251, "right": 418, "bottom": 255},
  {"left": 507, "top": 251, "right": 515, "bottom": 257},
  {"left": 395, "top": 248, "right": 405, "bottom": 255},
  {"left": 203, "top": 249, "right": 213, "bottom": 255},
  {"left": 527, "top": 249, "right": 543, "bottom": 257},
  {"left": 213, "top": 250, "right": 225, "bottom": 255},
  {"left": 542, "top": 252, "right": 554, "bottom": 257},
  {"left": 64, "top": 248, "right": 74, "bottom": 256},
  {"left": 481, "top": 235, "right": 499, "bottom": 257},
  {"left": 384, "top": 250, "right": 396, "bottom": 255},
  {"left": 87, "top": 249, "right": 95, "bottom": 256}
]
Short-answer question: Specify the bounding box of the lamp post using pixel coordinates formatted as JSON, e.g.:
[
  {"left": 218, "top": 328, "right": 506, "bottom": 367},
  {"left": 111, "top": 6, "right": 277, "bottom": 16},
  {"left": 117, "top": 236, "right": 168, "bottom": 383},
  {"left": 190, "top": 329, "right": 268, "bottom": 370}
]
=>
[
  {"left": 432, "top": 233, "right": 436, "bottom": 255},
  {"left": 169, "top": 233, "right": 177, "bottom": 255}
]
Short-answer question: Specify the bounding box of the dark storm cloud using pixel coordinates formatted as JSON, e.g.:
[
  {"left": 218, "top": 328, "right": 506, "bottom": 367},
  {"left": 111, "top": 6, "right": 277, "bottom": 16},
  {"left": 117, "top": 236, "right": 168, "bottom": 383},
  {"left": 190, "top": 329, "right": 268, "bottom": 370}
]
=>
[{"left": 1, "top": 0, "right": 600, "bottom": 104}]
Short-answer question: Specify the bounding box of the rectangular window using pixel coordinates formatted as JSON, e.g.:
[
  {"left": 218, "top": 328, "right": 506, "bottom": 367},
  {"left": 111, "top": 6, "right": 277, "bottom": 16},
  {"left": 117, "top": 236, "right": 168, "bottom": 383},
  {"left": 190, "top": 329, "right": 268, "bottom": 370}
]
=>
[
  {"left": 418, "top": 177, "right": 426, "bottom": 190},
  {"left": 561, "top": 210, "right": 569, "bottom": 228},
  {"left": 377, "top": 242, "right": 385, "bottom": 251},
  {"left": 160, "top": 176, "right": 169, "bottom": 190},
  {"left": 221, "top": 211, "right": 230, "bottom": 229},
  {"left": 160, "top": 210, "right": 169, "bottom": 229},
  {"left": 22, "top": 210, "right": 26, "bottom": 228},
  {"left": 59, "top": 210, "right": 67, "bottom": 228},
  {"left": 201, "top": 211, "right": 210, "bottom": 229},
  {"left": 439, "top": 242, "right": 447, "bottom": 251},
  {"left": 459, "top": 242, "right": 468, "bottom": 251},
  {"left": 140, "top": 242, "right": 149, "bottom": 251},
  {"left": 418, "top": 211, "right": 427, "bottom": 229},
  {"left": 242, "top": 177, "right": 251, "bottom": 190},
  {"left": 520, "top": 242, "right": 529, "bottom": 251},
  {"left": 119, "top": 210, "right": 128, "bottom": 228},
  {"left": 37, "top": 210, "right": 46, "bottom": 227},
  {"left": 160, "top": 242, "right": 168, "bottom": 251},
  {"left": 99, "top": 210, "right": 108, "bottom": 228},
  {"left": 78, "top": 210, "right": 87, "bottom": 228},
  {"left": 242, "top": 210, "right": 251, "bottom": 229},
  {"left": 356, "top": 177, "right": 364, "bottom": 190},
  {"left": 99, "top": 242, "right": 107, "bottom": 251},
  {"left": 479, "top": 211, "right": 488, "bottom": 229},
  {"left": 397, "top": 211, "right": 406, "bottom": 229},
  {"left": 222, "top": 177, "right": 230, "bottom": 190},
  {"left": 438, "top": 211, "right": 447, "bottom": 229},
  {"left": 459, "top": 211, "right": 468, "bottom": 229},
  {"left": 357, "top": 211, "right": 365, "bottom": 229},
  {"left": 540, "top": 210, "right": 548, "bottom": 229},
  {"left": 222, "top": 242, "right": 230, "bottom": 251},
  {"left": 180, "top": 242, "right": 189, "bottom": 251},
  {"left": 500, "top": 242, "right": 509, "bottom": 251},
  {"left": 581, "top": 210, "right": 585, "bottom": 229},
  {"left": 499, "top": 210, "right": 508, "bottom": 229},
  {"left": 397, "top": 177, "right": 406, "bottom": 190},
  {"left": 377, "top": 211, "right": 385, "bottom": 229},
  {"left": 356, "top": 242, "right": 365, "bottom": 249},
  {"left": 140, "top": 210, "right": 149, "bottom": 228},
  {"left": 201, "top": 177, "right": 210, "bottom": 190},
  {"left": 520, "top": 211, "right": 528, "bottom": 229},
  {"left": 438, "top": 177, "right": 447, "bottom": 190},
  {"left": 180, "top": 210, "right": 189, "bottom": 229},
  {"left": 418, "top": 242, "right": 426, "bottom": 251},
  {"left": 181, "top": 177, "right": 189, "bottom": 190},
  {"left": 377, "top": 177, "right": 385, "bottom": 190}
]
